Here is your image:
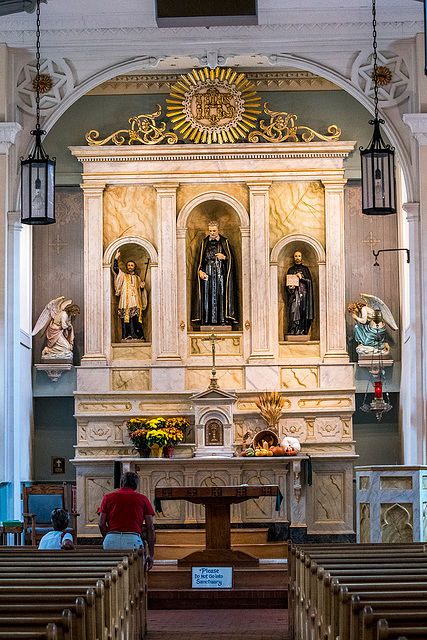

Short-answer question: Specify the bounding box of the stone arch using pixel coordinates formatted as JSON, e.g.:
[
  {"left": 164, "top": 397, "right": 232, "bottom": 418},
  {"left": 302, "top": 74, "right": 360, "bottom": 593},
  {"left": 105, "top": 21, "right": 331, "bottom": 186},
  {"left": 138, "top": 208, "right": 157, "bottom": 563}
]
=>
[
  {"left": 104, "top": 235, "right": 158, "bottom": 266},
  {"left": 271, "top": 233, "right": 325, "bottom": 265},
  {"left": 177, "top": 191, "right": 249, "bottom": 230}
]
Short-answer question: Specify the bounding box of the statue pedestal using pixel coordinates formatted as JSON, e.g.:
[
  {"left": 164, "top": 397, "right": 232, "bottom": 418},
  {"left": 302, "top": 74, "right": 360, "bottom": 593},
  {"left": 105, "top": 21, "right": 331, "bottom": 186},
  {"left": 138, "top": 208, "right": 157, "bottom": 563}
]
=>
[
  {"left": 200, "top": 325, "right": 232, "bottom": 332},
  {"left": 284, "top": 335, "right": 310, "bottom": 342},
  {"left": 35, "top": 363, "right": 72, "bottom": 382}
]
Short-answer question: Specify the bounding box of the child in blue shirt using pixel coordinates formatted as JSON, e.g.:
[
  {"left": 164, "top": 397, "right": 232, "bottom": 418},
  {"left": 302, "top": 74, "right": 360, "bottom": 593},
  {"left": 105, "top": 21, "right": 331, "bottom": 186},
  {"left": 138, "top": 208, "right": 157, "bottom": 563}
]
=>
[{"left": 38, "top": 508, "right": 75, "bottom": 549}]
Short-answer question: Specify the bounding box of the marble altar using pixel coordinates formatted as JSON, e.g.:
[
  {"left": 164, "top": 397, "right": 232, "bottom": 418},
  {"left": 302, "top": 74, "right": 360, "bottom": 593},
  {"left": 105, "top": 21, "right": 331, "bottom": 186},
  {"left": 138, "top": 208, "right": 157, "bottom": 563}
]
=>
[{"left": 70, "top": 141, "right": 357, "bottom": 541}]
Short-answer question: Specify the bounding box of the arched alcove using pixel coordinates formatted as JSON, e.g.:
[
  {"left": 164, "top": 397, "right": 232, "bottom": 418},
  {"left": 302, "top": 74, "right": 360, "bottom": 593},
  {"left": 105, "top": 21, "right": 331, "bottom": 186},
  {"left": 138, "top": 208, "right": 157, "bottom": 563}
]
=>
[
  {"left": 272, "top": 234, "right": 325, "bottom": 342},
  {"left": 104, "top": 236, "right": 158, "bottom": 344},
  {"left": 179, "top": 193, "right": 247, "bottom": 332}
]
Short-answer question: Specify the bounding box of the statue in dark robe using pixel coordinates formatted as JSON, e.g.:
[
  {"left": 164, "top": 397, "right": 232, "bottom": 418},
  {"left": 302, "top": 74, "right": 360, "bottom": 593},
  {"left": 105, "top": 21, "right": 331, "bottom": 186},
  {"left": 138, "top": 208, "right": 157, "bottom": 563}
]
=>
[
  {"left": 285, "top": 251, "right": 314, "bottom": 336},
  {"left": 192, "top": 221, "right": 237, "bottom": 327}
]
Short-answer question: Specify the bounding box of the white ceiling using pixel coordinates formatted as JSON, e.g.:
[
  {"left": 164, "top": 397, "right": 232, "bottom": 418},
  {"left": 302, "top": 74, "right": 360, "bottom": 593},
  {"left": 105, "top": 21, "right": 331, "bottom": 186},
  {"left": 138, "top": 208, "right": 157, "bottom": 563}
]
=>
[{"left": 0, "top": 0, "right": 424, "bottom": 31}]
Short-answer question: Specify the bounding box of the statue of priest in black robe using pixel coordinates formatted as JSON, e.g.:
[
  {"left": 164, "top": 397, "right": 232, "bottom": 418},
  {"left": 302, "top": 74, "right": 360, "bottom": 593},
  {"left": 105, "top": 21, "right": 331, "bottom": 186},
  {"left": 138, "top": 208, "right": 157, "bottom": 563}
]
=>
[
  {"left": 285, "top": 250, "right": 314, "bottom": 335},
  {"left": 192, "top": 221, "right": 237, "bottom": 327}
]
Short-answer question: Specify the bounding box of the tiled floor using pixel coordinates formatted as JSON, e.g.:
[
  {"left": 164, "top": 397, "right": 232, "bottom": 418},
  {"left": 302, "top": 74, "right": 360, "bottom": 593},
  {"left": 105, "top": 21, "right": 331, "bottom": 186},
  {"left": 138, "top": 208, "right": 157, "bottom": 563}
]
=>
[{"left": 146, "top": 608, "right": 289, "bottom": 639}]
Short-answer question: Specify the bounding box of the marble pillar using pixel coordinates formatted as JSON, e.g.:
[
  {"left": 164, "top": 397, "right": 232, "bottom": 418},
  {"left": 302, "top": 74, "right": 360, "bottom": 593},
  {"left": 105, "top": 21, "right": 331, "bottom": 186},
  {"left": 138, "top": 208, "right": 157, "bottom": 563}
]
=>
[
  {"left": 155, "top": 183, "right": 181, "bottom": 361},
  {"left": 247, "top": 182, "right": 274, "bottom": 359},
  {"left": 82, "top": 184, "right": 106, "bottom": 364},
  {"left": 321, "top": 179, "right": 348, "bottom": 360}
]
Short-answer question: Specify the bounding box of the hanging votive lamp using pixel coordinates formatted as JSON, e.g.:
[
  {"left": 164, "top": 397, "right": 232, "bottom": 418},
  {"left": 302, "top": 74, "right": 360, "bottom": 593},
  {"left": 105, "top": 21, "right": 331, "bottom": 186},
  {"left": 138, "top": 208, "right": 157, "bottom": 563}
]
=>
[
  {"left": 360, "top": 0, "right": 396, "bottom": 216},
  {"left": 360, "top": 308, "right": 392, "bottom": 421},
  {"left": 21, "top": 0, "right": 55, "bottom": 225}
]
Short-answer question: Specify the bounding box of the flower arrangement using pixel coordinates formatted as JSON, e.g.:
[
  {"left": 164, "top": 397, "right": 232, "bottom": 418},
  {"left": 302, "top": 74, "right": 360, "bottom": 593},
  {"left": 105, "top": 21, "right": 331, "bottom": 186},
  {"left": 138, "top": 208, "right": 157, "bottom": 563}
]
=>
[
  {"left": 255, "top": 391, "right": 286, "bottom": 427},
  {"left": 127, "top": 416, "right": 189, "bottom": 451}
]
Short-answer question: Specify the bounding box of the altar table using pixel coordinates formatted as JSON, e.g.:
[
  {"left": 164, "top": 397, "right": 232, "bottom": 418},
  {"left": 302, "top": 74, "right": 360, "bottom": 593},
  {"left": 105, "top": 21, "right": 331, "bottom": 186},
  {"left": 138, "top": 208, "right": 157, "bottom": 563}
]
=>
[{"left": 154, "top": 485, "right": 280, "bottom": 566}]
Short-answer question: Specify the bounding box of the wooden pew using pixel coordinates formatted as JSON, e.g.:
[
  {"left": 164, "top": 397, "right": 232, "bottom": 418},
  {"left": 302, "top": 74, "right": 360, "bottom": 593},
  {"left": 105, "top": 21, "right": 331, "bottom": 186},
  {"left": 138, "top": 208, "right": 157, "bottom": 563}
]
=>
[
  {"left": 0, "top": 611, "right": 71, "bottom": 640},
  {"left": 288, "top": 542, "right": 427, "bottom": 640},
  {"left": 0, "top": 548, "right": 146, "bottom": 640},
  {"left": 0, "top": 623, "right": 58, "bottom": 640}
]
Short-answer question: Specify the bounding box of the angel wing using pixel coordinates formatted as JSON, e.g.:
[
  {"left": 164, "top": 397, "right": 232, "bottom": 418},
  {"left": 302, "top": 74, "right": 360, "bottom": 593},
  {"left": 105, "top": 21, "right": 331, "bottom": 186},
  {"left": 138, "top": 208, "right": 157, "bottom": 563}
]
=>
[
  {"left": 360, "top": 293, "right": 398, "bottom": 331},
  {"left": 32, "top": 296, "right": 64, "bottom": 336}
]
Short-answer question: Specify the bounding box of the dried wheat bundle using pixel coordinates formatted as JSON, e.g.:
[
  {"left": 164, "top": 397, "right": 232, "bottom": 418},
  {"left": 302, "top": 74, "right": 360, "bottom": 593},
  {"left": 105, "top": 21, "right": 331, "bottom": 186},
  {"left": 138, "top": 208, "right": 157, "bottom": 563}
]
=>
[{"left": 255, "top": 391, "right": 286, "bottom": 426}]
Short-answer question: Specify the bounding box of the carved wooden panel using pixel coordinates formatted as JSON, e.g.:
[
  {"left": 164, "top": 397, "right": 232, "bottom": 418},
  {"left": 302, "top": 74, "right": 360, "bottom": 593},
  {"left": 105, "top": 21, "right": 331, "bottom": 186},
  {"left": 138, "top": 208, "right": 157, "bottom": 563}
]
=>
[
  {"left": 380, "top": 502, "right": 413, "bottom": 543},
  {"left": 359, "top": 502, "right": 370, "bottom": 543}
]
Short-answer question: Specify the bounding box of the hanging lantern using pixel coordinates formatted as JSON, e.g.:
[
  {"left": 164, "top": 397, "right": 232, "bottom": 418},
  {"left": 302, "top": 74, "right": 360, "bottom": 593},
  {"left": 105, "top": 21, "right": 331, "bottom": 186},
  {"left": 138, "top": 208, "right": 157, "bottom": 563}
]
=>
[
  {"left": 20, "top": 0, "right": 55, "bottom": 226},
  {"left": 360, "top": 0, "right": 396, "bottom": 216}
]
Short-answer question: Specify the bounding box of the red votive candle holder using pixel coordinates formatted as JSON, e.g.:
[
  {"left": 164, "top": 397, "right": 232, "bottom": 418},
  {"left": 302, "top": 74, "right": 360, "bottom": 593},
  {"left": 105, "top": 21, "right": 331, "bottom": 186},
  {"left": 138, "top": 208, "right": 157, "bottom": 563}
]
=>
[{"left": 374, "top": 381, "right": 383, "bottom": 398}]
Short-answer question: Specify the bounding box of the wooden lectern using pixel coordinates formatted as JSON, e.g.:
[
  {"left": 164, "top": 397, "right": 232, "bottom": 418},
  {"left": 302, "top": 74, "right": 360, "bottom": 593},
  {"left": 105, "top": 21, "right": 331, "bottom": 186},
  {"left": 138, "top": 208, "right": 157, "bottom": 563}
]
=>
[{"left": 154, "top": 485, "right": 279, "bottom": 566}]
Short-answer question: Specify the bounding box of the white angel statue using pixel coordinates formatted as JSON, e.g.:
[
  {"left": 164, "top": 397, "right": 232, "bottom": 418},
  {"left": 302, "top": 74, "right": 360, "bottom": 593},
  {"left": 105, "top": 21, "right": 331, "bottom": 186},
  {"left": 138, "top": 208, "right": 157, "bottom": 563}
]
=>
[
  {"left": 347, "top": 293, "right": 397, "bottom": 355},
  {"left": 32, "top": 297, "right": 80, "bottom": 361}
]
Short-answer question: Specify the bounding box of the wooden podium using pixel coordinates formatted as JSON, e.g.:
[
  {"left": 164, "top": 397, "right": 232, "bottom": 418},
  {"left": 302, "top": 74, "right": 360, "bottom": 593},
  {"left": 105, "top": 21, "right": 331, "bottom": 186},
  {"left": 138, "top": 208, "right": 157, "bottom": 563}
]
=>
[{"left": 154, "top": 485, "right": 279, "bottom": 566}]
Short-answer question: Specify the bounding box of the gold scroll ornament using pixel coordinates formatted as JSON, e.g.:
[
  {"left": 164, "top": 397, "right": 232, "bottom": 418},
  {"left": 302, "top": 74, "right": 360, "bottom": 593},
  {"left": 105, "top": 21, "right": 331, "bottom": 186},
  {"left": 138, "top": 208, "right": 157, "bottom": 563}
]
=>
[
  {"left": 248, "top": 103, "right": 341, "bottom": 143},
  {"left": 86, "top": 105, "right": 178, "bottom": 146}
]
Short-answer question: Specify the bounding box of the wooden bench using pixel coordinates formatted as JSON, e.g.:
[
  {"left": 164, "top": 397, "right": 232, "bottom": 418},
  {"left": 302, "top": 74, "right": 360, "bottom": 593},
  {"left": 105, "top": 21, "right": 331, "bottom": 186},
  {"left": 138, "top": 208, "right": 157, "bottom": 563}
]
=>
[
  {"left": 288, "top": 542, "right": 427, "bottom": 640},
  {"left": 0, "top": 548, "right": 147, "bottom": 640}
]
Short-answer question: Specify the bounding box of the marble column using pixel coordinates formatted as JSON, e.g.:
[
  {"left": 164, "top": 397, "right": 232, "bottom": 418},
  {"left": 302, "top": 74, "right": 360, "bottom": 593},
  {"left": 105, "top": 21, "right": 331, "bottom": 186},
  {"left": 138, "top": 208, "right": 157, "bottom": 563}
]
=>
[
  {"left": 247, "top": 182, "right": 274, "bottom": 360},
  {"left": 176, "top": 226, "right": 187, "bottom": 359},
  {"left": 155, "top": 183, "right": 181, "bottom": 361},
  {"left": 81, "top": 184, "right": 106, "bottom": 364},
  {"left": 321, "top": 179, "right": 348, "bottom": 361},
  {"left": 402, "top": 112, "right": 427, "bottom": 464},
  {"left": 0, "top": 121, "right": 23, "bottom": 520},
  {"left": 401, "top": 202, "right": 424, "bottom": 464}
]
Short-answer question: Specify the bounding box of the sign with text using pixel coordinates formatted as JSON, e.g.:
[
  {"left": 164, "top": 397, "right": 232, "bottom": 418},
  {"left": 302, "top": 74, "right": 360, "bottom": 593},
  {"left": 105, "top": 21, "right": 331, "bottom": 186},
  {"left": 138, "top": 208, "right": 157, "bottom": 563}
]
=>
[{"left": 192, "top": 566, "right": 233, "bottom": 589}]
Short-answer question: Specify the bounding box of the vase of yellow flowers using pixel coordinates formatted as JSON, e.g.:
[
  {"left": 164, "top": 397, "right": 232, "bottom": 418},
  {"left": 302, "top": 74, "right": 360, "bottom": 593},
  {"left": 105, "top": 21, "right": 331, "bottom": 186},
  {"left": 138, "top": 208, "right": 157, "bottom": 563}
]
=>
[
  {"left": 163, "top": 417, "right": 189, "bottom": 458},
  {"left": 127, "top": 416, "right": 190, "bottom": 458}
]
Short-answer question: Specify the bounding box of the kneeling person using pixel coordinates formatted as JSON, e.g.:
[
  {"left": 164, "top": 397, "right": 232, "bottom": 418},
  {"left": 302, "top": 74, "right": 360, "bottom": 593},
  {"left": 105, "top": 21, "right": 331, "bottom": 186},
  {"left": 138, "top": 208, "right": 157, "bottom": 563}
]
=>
[
  {"left": 38, "top": 508, "right": 75, "bottom": 549},
  {"left": 98, "top": 471, "right": 155, "bottom": 569}
]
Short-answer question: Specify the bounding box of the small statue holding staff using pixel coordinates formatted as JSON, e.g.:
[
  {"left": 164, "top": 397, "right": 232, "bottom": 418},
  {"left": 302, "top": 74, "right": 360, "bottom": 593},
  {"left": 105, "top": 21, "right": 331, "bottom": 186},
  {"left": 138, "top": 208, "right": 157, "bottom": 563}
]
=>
[{"left": 113, "top": 250, "right": 148, "bottom": 340}]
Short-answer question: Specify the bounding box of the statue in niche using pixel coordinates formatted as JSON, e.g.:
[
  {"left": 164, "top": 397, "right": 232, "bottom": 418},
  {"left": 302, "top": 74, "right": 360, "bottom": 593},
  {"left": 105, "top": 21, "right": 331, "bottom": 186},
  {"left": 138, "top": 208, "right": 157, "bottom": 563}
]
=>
[
  {"left": 347, "top": 294, "right": 397, "bottom": 355},
  {"left": 32, "top": 296, "right": 80, "bottom": 361},
  {"left": 285, "top": 251, "right": 314, "bottom": 336},
  {"left": 192, "top": 221, "right": 237, "bottom": 327},
  {"left": 113, "top": 250, "right": 148, "bottom": 340}
]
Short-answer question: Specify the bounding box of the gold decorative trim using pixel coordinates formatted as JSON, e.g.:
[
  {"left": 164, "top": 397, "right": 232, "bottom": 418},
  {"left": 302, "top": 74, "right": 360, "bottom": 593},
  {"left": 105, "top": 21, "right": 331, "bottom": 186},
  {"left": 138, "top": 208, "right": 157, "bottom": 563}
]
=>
[
  {"left": 87, "top": 70, "right": 341, "bottom": 96},
  {"left": 166, "top": 67, "right": 261, "bottom": 144},
  {"left": 298, "top": 398, "right": 352, "bottom": 409},
  {"left": 86, "top": 105, "right": 178, "bottom": 146},
  {"left": 249, "top": 103, "right": 341, "bottom": 143}
]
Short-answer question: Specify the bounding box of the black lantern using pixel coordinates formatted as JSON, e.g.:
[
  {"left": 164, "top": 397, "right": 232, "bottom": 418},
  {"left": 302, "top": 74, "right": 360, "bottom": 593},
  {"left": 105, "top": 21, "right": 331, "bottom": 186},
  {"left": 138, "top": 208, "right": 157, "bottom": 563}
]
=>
[
  {"left": 360, "top": 0, "right": 396, "bottom": 216},
  {"left": 21, "top": 0, "right": 55, "bottom": 225}
]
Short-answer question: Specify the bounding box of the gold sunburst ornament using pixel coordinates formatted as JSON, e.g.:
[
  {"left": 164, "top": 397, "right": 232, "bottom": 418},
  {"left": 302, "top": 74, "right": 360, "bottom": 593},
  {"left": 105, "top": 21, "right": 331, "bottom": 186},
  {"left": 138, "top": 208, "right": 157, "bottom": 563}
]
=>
[
  {"left": 166, "top": 67, "right": 262, "bottom": 144},
  {"left": 32, "top": 73, "right": 52, "bottom": 94},
  {"left": 371, "top": 65, "right": 392, "bottom": 87}
]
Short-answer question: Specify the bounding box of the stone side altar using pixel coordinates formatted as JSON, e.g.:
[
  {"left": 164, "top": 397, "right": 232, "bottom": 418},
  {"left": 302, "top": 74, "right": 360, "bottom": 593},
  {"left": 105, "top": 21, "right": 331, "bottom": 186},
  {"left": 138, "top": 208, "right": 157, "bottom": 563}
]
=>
[{"left": 70, "top": 140, "right": 357, "bottom": 541}]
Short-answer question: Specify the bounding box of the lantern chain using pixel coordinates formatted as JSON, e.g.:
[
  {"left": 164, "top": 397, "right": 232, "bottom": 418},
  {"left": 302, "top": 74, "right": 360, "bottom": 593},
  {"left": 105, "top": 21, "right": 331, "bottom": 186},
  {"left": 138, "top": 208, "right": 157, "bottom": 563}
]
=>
[
  {"left": 35, "top": 0, "right": 41, "bottom": 131},
  {"left": 372, "top": 0, "right": 379, "bottom": 121}
]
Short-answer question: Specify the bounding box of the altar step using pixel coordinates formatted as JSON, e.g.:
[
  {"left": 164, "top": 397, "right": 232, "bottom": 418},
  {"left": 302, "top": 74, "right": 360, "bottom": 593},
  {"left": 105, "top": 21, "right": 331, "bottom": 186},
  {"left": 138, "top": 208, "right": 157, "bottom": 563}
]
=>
[
  {"left": 154, "top": 528, "right": 287, "bottom": 560},
  {"left": 148, "top": 561, "right": 288, "bottom": 609}
]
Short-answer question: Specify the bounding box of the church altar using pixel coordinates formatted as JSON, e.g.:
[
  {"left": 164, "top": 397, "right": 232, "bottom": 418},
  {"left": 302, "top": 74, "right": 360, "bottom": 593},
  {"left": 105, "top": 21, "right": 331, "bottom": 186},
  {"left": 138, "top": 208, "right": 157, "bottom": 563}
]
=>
[{"left": 70, "top": 139, "right": 357, "bottom": 541}]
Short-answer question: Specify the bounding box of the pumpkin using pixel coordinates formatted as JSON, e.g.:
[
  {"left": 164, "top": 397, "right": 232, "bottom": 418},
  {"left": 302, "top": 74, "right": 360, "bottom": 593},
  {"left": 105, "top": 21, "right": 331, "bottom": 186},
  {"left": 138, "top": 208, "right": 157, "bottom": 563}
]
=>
[{"left": 271, "top": 446, "right": 285, "bottom": 456}]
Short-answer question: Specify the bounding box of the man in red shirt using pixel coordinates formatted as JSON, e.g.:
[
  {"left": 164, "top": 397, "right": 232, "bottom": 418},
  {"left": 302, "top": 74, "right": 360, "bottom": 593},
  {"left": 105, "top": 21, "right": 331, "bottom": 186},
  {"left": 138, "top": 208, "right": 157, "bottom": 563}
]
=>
[{"left": 98, "top": 471, "right": 155, "bottom": 569}]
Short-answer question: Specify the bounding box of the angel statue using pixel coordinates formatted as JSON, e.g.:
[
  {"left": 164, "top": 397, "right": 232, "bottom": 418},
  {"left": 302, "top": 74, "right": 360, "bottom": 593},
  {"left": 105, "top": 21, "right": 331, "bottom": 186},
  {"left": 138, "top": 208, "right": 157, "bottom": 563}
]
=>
[
  {"left": 347, "top": 293, "right": 398, "bottom": 355},
  {"left": 32, "top": 297, "right": 80, "bottom": 361}
]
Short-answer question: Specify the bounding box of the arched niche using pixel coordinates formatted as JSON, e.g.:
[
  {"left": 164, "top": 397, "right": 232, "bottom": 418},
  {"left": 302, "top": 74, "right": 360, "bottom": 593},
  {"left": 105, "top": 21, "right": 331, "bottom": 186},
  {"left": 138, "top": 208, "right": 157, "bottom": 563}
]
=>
[
  {"left": 271, "top": 234, "right": 325, "bottom": 343},
  {"left": 178, "top": 192, "right": 248, "bottom": 332},
  {"left": 104, "top": 237, "right": 158, "bottom": 344}
]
